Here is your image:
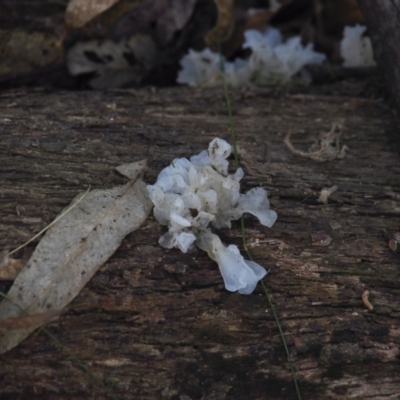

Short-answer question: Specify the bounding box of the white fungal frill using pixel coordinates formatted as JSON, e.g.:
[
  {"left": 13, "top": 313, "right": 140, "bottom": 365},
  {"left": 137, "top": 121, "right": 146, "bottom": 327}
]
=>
[
  {"left": 243, "top": 28, "right": 326, "bottom": 83},
  {"left": 340, "top": 25, "right": 376, "bottom": 67},
  {"left": 197, "top": 230, "right": 267, "bottom": 295},
  {"left": 147, "top": 138, "right": 277, "bottom": 294}
]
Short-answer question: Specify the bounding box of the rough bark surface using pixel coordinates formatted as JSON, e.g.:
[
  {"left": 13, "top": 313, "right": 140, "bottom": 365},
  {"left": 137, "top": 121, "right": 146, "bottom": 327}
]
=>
[
  {"left": 358, "top": 0, "right": 400, "bottom": 115},
  {"left": 0, "top": 83, "right": 399, "bottom": 400}
]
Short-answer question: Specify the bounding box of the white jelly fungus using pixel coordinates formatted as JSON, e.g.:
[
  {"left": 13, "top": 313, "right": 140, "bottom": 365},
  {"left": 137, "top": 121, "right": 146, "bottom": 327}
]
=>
[
  {"left": 196, "top": 229, "right": 267, "bottom": 294},
  {"left": 243, "top": 28, "right": 326, "bottom": 83},
  {"left": 147, "top": 138, "right": 277, "bottom": 294},
  {"left": 340, "top": 24, "right": 376, "bottom": 67},
  {"left": 177, "top": 27, "right": 325, "bottom": 87}
]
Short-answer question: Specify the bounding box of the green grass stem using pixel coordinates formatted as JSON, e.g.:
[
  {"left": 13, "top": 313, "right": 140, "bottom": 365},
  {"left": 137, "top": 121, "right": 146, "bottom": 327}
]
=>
[{"left": 219, "top": 61, "right": 302, "bottom": 400}]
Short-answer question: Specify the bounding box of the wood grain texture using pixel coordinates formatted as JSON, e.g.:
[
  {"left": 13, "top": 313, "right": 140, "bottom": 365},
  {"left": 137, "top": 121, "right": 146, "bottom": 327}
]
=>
[
  {"left": 358, "top": 0, "right": 400, "bottom": 114},
  {"left": 0, "top": 84, "right": 399, "bottom": 399}
]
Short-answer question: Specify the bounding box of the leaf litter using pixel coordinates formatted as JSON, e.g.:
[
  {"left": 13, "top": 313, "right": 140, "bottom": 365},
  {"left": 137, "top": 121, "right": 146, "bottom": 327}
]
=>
[{"left": 0, "top": 159, "right": 152, "bottom": 354}]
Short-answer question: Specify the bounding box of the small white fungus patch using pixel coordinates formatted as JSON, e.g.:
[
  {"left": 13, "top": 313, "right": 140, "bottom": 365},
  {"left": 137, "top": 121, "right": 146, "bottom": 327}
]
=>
[
  {"left": 340, "top": 24, "right": 376, "bottom": 67},
  {"left": 177, "top": 27, "right": 325, "bottom": 87}
]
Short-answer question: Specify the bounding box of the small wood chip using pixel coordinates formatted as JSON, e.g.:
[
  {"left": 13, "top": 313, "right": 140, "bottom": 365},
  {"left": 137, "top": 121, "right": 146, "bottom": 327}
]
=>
[
  {"left": 388, "top": 239, "right": 398, "bottom": 252},
  {"left": 0, "top": 251, "right": 25, "bottom": 280},
  {"left": 362, "top": 290, "right": 373, "bottom": 310},
  {"left": 278, "top": 241, "right": 289, "bottom": 250},
  {"left": 329, "top": 221, "right": 342, "bottom": 230},
  {"left": 318, "top": 185, "right": 338, "bottom": 204},
  {"left": 310, "top": 232, "right": 332, "bottom": 247},
  {"left": 389, "top": 232, "right": 400, "bottom": 252}
]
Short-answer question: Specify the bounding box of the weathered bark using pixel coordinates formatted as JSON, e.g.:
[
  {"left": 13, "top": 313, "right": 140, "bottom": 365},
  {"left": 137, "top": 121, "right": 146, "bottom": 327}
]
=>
[
  {"left": 0, "top": 83, "right": 399, "bottom": 400},
  {"left": 358, "top": 0, "right": 400, "bottom": 115}
]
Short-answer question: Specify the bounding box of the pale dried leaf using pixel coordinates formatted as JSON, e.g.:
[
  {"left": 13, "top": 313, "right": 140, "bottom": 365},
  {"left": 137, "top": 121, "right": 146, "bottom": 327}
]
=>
[
  {"left": 115, "top": 159, "right": 147, "bottom": 179},
  {"left": 66, "top": 0, "right": 143, "bottom": 40},
  {"left": 0, "top": 160, "right": 152, "bottom": 354},
  {"left": 65, "top": 0, "right": 121, "bottom": 29}
]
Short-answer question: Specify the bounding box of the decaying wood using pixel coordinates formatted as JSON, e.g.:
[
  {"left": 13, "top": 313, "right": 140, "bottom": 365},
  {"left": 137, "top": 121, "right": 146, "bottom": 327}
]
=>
[
  {"left": 358, "top": 0, "right": 400, "bottom": 115},
  {"left": 0, "top": 83, "right": 399, "bottom": 399}
]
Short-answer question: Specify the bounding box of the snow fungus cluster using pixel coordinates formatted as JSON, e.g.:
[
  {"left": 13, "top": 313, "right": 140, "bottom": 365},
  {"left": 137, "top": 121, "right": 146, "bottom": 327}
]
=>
[{"left": 147, "top": 138, "right": 277, "bottom": 294}]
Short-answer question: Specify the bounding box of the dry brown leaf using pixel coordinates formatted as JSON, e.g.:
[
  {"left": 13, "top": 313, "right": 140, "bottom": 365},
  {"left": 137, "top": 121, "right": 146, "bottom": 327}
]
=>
[
  {"left": 205, "top": 0, "right": 234, "bottom": 50},
  {"left": 0, "top": 159, "right": 152, "bottom": 354},
  {"left": 0, "top": 251, "right": 25, "bottom": 280},
  {"left": 0, "top": 309, "right": 65, "bottom": 331},
  {"left": 0, "top": 29, "right": 62, "bottom": 75}
]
